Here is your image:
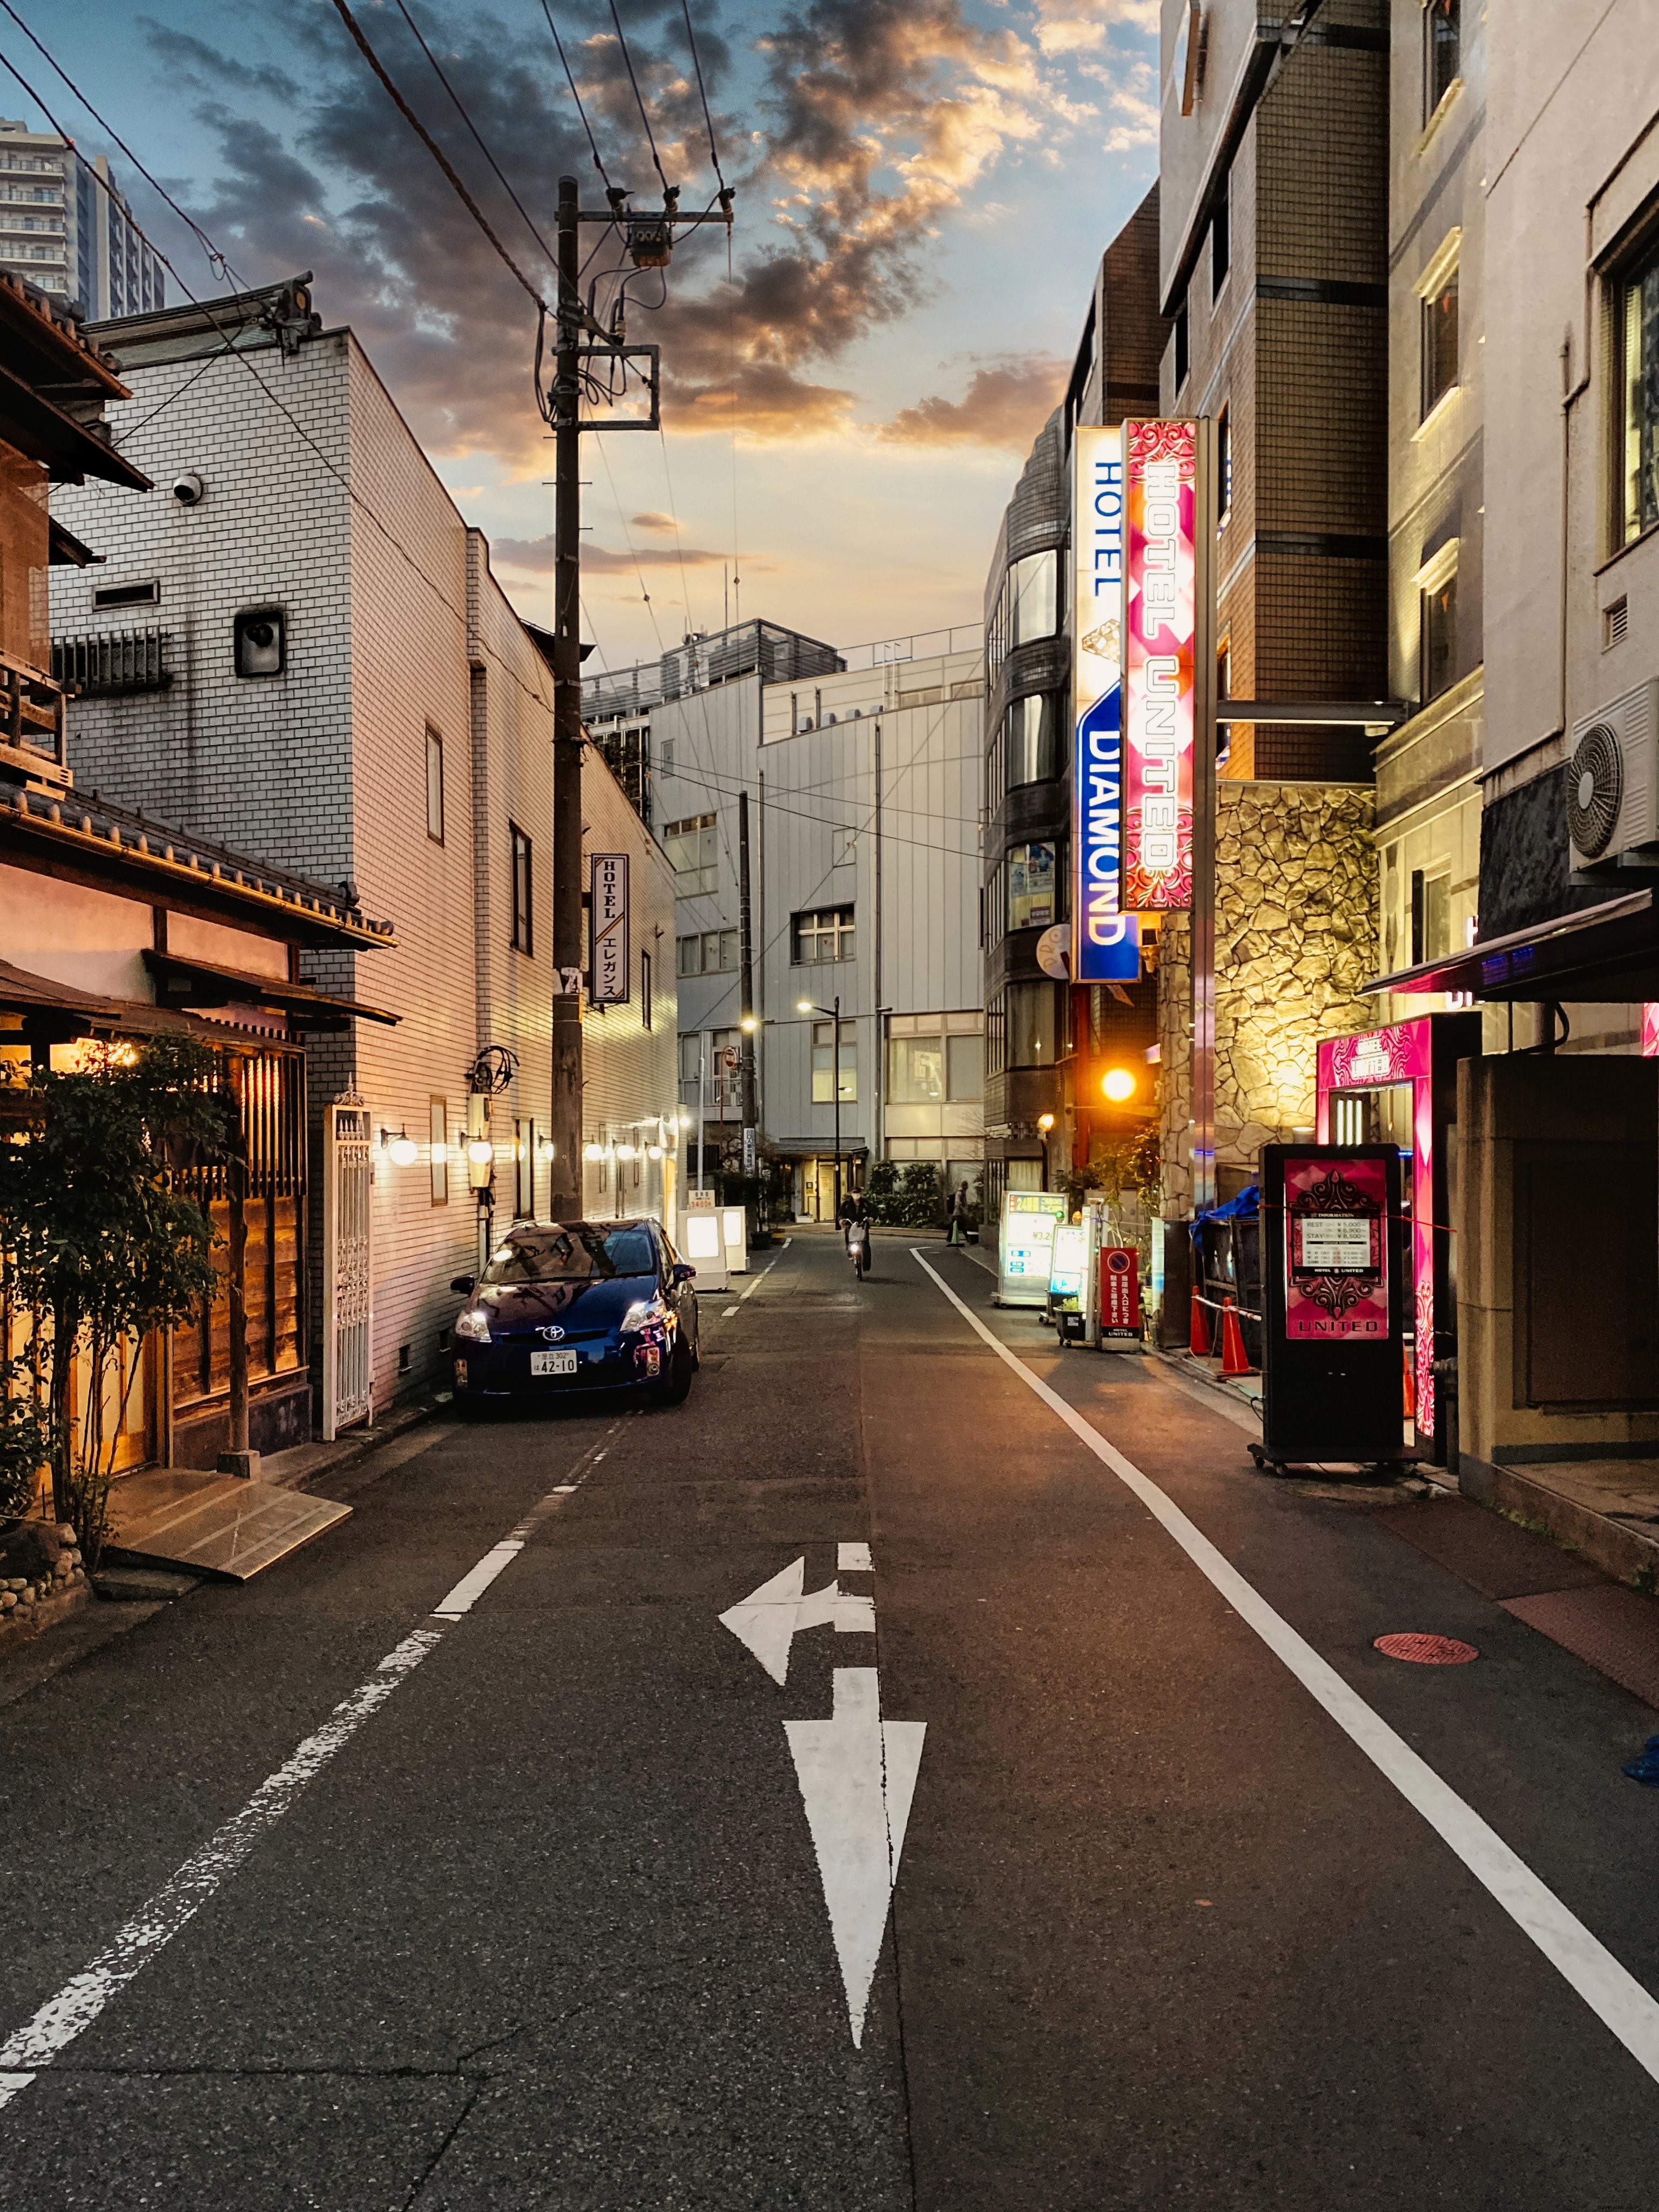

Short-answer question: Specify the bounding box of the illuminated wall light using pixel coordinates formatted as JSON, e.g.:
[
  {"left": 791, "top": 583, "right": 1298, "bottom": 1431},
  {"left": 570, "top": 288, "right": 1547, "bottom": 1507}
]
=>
[
  {"left": 616, "top": 1143, "right": 637, "bottom": 1160},
  {"left": 647, "top": 1143, "right": 664, "bottom": 1159},
  {"left": 582, "top": 1142, "right": 605, "bottom": 1162},
  {"left": 1036, "top": 1112, "right": 1056, "bottom": 1133},
  {"left": 466, "top": 1138, "right": 494, "bottom": 1166},
  {"left": 386, "top": 1128, "right": 419, "bottom": 1168},
  {"left": 1101, "top": 1068, "right": 1137, "bottom": 1103}
]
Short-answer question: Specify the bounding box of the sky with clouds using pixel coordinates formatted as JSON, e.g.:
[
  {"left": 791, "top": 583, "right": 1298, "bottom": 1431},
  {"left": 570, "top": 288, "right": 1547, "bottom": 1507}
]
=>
[{"left": 20, "top": 0, "right": 1159, "bottom": 669}]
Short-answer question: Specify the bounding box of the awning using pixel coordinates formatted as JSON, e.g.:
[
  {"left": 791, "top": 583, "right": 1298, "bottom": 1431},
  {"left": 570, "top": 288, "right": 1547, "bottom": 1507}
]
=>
[
  {"left": 49, "top": 515, "right": 102, "bottom": 567},
  {"left": 145, "top": 948, "right": 399, "bottom": 1027},
  {"left": 0, "top": 958, "right": 224, "bottom": 1037},
  {"left": 764, "top": 1137, "right": 870, "bottom": 1158},
  {"left": 1367, "top": 889, "right": 1659, "bottom": 1003}
]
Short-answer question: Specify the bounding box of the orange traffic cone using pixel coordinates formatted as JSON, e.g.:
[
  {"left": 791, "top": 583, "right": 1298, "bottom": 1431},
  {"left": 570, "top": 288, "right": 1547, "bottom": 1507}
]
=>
[
  {"left": 1189, "top": 1289, "right": 1210, "bottom": 1357},
  {"left": 1220, "top": 1296, "right": 1253, "bottom": 1378}
]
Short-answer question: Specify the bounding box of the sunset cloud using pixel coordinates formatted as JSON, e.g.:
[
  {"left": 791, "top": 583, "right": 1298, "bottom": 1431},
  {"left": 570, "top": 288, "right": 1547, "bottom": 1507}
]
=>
[
  {"left": 879, "top": 356, "right": 1067, "bottom": 450},
  {"left": 493, "top": 534, "right": 729, "bottom": 574}
]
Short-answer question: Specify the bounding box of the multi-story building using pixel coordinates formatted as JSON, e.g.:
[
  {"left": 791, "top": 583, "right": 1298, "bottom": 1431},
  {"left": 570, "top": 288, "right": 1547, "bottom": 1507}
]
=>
[
  {"left": 1152, "top": 0, "right": 1388, "bottom": 1217},
  {"left": 584, "top": 621, "right": 985, "bottom": 1220},
  {"left": 49, "top": 277, "right": 675, "bottom": 1434},
  {"left": 1370, "top": 1, "right": 1659, "bottom": 1535},
  {"left": 1373, "top": 0, "right": 1485, "bottom": 1015},
  {"left": 0, "top": 121, "right": 164, "bottom": 319},
  {"left": 980, "top": 186, "right": 1165, "bottom": 1216}
]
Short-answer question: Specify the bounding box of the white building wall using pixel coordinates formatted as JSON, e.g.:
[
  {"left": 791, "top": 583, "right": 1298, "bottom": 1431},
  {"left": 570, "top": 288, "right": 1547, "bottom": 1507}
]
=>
[{"left": 50, "top": 318, "right": 677, "bottom": 1424}]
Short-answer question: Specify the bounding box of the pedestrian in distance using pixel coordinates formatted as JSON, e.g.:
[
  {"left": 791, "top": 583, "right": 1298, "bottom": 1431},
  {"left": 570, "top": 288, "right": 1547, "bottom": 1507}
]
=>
[{"left": 947, "top": 1180, "right": 970, "bottom": 1247}]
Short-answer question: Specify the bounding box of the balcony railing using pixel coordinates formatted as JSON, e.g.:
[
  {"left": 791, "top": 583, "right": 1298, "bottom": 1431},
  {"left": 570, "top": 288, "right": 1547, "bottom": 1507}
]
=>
[
  {"left": 0, "top": 646, "right": 68, "bottom": 785},
  {"left": 51, "top": 626, "right": 172, "bottom": 698}
]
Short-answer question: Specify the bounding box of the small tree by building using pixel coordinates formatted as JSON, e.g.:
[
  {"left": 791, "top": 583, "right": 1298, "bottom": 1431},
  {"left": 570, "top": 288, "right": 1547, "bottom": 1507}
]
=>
[{"left": 0, "top": 1038, "right": 225, "bottom": 1562}]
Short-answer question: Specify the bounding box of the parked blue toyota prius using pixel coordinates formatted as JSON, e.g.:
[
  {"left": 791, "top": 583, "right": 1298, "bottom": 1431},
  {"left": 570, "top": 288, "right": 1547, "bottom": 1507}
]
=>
[{"left": 450, "top": 1219, "right": 698, "bottom": 1411}]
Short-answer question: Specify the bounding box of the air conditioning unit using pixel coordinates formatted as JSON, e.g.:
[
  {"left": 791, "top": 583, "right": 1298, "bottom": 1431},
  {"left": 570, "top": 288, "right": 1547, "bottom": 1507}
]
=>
[{"left": 1567, "top": 678, "right": 1659, "bottom": 874}]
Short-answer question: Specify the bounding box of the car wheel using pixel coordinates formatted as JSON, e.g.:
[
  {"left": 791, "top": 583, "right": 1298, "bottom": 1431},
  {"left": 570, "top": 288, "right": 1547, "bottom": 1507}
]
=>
[{"left": 657, "top": 1332, "right": 694, "bottom": 1405}]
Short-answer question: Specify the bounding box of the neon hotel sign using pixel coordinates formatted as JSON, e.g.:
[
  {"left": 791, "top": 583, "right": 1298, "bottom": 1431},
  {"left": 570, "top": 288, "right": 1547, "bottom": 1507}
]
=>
[{"left": 1071, "top": 420, "right": 1196, "bottom": 982}]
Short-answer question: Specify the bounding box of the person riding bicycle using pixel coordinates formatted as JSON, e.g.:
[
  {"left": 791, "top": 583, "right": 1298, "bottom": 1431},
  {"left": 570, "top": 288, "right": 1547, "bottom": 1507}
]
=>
[{"left": 837, "top": 1187, "right": 868, "bottom": 1250}]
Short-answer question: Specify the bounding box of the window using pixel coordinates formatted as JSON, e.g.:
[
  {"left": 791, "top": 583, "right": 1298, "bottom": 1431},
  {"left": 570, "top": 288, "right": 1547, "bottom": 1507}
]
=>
[
  {"left": 641, "top": 948, "right": 652, "bottom": 1029},
  {"left": 1217, "top": 408, "right": 1232, "bottom": 521},
  {"left": 429, "top": 1096, "right": 448, "bottom": 1207},
  {"left": 987, "top": 990, "right": 1007, "bottom": 1076},
  {"left": 1620, "top": 237, "right": 1659, "bottom": 545},
  {"left": 426, "top": 724, "right": 444, "bottom": 845},
  {"left": 234, "top": 606, "right": 286, "bottom": 678},
  {"left": 678, "top": 1031, "right": 702, "bottom": 1086},
  {"left": 946, "top": 1033, "right": 983, "bottom": 1101},
  {"left": 1007, "top": 840, "right": 1059, "bottom": 932},
  {"left": 1421, "top": 263, "right": 1459, "bottom": 418},
  {"left": 664, "top": 812, "right": 718, "bottom": 896},
  {"left": 510, "top": 824, "right": 533, "bottom": 954},
  {"left": 1174, "top": 295, "right": 1190, "bottom": 390},
  {"left": 1411, "top": 869, "right": 1452, "bottom": 966},
  {"left": 1425, "top": 0, "right": 1460, "bottom": 120},
  {"left": 1210, "top": 176, "right": 1230, "bottom": 299},
  {"left": 1217, "top": 637, "right": 1231, "bottom": 703},
  {"left": 986, "top": 550, "right": 1060, "bottom": 674},
  {"left": 92, "top": 579, "right": 158, "bottom": 610},
  {"left": 1421, "top": 571, "right": 1457, "bottom": 700},
  {"left": 812, "top": 1020, "right": 858, "bottom": 1103},
  {"left": 516, "top": 1117, "right": 534, "bottom": 1219},
  {"left": 1004, "top": 693, "right": 1060, "bottom": 789},
  {"left": 888, "top": 1036, "right": 943, "bottom": 1103},
  {"left": 1008, "top": 980, "right": 1063, "bottom": 1068},
  {"left": 678, "top": 929, "right": 739, "bottom": 976},
  {"left": 792, "top": 905, "right": 854, "bottom": 965}
]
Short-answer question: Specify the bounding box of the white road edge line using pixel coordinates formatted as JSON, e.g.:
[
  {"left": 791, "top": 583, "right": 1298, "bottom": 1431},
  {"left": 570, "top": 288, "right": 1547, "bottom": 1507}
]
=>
[
  {"left": 736, "top": 1243, "right": 788, "bottom": 1303},
  {"left": 0, "top": 1449, "right": 606, "bottom": 2115},
  {"left": 908, "top": 1246, "right": 1659, "bottom": 2088}
]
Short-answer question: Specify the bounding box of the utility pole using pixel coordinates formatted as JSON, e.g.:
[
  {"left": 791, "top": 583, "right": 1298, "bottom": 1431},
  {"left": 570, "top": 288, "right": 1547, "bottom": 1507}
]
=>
[
  {"left": 548, "top": 174, "right": 584, "bottom": 1221},
  {"left": 544, "top": 174, "right": 732, "bottom": 1221}
]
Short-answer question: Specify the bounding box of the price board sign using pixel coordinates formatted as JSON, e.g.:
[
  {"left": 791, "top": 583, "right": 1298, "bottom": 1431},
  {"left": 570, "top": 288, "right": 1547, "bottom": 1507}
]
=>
[{"left": 999, "top": 1190, "right": 1068, "bottom": 1309}]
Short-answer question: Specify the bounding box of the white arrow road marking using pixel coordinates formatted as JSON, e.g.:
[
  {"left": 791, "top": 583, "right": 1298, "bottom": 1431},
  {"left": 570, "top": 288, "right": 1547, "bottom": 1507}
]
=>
[
  {"left": 785, "top": 1668, "right": 925, "bottom": 2049},
  {"left": 838, "top": 1542, "right": 872, "bottom": 1572},
  {"left": 718, "top": 1556, "right": 874, "bottom": 1685}
]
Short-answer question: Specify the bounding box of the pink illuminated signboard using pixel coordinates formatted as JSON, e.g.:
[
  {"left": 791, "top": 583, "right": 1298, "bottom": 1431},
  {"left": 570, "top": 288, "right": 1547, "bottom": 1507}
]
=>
[
  {"left": 1644, "top": 1004, "right": 1659, "bottom": 1058},
  {"left": 1284, "top": 1155, "right": 1390, "bottom": 1340},
  {"left": 1122, "top": 419, "right": 1196, "bottom": 911}
]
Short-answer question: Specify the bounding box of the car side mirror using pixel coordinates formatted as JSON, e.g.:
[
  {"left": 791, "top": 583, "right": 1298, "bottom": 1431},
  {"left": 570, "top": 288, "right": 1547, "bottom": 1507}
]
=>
[
  {"left": 671, "top": 1263, "right": 696, "bottom": 1284},
  {"left": 449, "top": 1275, "right": 475, "bottom": 1294}
]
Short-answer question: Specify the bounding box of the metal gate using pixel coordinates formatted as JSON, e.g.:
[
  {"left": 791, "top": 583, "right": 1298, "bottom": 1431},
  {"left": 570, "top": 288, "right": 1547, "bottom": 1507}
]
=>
[{"left": 322, "top": 1098, "right": 373, "bottom": 1440}]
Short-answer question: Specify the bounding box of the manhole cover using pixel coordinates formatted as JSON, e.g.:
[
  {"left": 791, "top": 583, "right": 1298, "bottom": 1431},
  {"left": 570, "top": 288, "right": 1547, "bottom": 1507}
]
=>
[{"left": 1374, "top": 1631, "right": 1479, "bottom": 1665}]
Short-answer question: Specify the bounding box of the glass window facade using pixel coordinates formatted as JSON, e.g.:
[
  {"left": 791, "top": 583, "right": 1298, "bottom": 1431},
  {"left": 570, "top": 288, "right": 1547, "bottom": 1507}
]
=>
[
  {"left": 1422, "top": 267, "right": 1459, "bottom": 417},
  {"left": 793, "top": 906, "right": 855, "bottom": 965},
  {"left": 1007, "top": 841, "right": 1060, "bottom": 932},
  {"left": 1622, "top": 239, "right": 1659, "bottom": 544},
  {"left": 664, "top": 813, "right": 718, "bottom": 895}
]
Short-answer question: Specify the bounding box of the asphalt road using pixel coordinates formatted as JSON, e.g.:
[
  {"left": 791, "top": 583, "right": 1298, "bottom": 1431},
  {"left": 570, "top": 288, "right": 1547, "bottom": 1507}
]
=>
[{"left": 3, "top": 1228, "right": 1658, "bottom": 2207}]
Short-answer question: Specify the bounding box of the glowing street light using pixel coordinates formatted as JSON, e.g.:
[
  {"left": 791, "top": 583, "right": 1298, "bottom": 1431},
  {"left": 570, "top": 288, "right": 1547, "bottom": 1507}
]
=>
[{"left": 1101, "top": 1068, "right": 1137, "bottom": 1103}]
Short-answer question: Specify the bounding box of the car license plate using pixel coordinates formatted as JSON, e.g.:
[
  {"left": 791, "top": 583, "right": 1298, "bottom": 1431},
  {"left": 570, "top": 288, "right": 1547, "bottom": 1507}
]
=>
[{"left": 530, "top": 1348, "right": 578, "bottom": 1377}]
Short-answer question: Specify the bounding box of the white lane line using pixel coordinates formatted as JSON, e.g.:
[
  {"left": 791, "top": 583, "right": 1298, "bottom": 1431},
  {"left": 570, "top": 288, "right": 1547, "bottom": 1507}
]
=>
[
  {"left": 909, "top": 1247, "right": 1659, "bottom": 2088},
  {"left": 723, "top": 1306, "right": 739, "bottom": 1318},
  {"left": 0, "top": 1442, "right": 609, "bottom": 2115},
  {"left": 734, "top": 1243, "right": 788, "bottom": 1304}
]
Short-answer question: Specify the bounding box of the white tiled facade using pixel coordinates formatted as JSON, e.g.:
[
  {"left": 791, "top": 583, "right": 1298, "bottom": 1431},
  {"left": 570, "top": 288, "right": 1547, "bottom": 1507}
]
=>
[{"left": 51, "top": 319, "right": 675, "bottom": 1424}]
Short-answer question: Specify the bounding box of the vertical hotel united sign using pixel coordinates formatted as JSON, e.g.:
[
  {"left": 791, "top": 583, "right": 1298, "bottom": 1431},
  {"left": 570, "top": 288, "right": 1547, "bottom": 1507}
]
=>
[
  {"left": 1070, "top": 426, "right": 1139, "bottom": 982},
  {"left": 1122, "top": 420, "right": 1197, "bottom": 910}
]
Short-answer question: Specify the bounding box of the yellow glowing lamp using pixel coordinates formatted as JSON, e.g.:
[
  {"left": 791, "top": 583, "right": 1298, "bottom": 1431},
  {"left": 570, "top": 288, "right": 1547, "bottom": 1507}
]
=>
[
  {"left": 1102, "top": 1068, "right": 1137, "bottom": 1103},
  {"left": 1036, "top": 1111, "right": 1056, "bottom": 1134},
  {"left": 582, "top": 1141, "right": 605, "bottom": 1162},
  {"left": 466, "top": 1138, "right": 494, "bottom": 1165}
]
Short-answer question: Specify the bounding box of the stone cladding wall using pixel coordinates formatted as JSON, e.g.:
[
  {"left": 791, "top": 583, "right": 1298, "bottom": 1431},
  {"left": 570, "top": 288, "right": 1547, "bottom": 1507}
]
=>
[{"left": 1159, "top": 781, "right": 1377, "bottom": 1215}]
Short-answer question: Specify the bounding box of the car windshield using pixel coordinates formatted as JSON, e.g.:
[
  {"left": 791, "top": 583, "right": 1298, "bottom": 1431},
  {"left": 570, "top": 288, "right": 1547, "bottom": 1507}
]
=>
[{"left": 478, "top": 1224, "right": 657, "bottom": 1285}]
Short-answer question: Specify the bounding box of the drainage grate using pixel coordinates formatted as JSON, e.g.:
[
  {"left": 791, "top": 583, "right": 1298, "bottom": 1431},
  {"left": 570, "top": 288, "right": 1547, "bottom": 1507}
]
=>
[{"left": 1374, "top": 1631, "right": 1479, "bottom": 1665}]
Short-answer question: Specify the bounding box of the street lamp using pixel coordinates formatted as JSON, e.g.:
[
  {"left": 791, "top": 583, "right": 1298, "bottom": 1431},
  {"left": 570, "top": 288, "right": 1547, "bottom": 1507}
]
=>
[{"left": 799, "top": 992, "right": 844, "bottom": 1217}]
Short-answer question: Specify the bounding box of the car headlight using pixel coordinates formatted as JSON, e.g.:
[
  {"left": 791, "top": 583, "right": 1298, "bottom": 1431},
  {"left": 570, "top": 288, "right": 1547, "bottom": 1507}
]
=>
[
  {"left": 620, "top": 1297, "right": 670, "bottom": 1334},
  {"left": 453, "top": 1307, "right": 492, "bottom": 1343}
]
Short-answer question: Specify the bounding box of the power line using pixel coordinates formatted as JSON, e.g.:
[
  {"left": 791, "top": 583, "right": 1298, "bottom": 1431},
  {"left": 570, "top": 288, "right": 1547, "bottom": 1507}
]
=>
[
  {"left": 329, "top": 0, "right": 548, "bottom": 312},
  {"left": 606, "top": 0, "right": 671, "bottom": 197},
  {"left": 391, "top": 0, "right": 558, "bottom": 271},
  {"left": 541, "top": 0, "right": 611, "bottom": 188},
  {"left": 0, "top": 0, "right": 246, "bottom": 289},
  {"left": 678, "top": 0, "right": 726, "bottom": 190}
]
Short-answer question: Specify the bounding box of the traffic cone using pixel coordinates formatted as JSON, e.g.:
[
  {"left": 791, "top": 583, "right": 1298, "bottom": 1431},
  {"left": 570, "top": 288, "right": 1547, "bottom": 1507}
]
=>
[
  {"left": 1189, "top": 1289, "right": 1210, "bottom": 1357},
  {"left": 1219, "top": 1297, "right": 1253, "bottom": 1378}
]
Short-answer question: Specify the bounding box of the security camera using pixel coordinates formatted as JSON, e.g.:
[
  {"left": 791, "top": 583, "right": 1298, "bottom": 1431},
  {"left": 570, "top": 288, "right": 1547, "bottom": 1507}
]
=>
[{"left": 171, "top": 473, "right": 205, "bottom": 507}]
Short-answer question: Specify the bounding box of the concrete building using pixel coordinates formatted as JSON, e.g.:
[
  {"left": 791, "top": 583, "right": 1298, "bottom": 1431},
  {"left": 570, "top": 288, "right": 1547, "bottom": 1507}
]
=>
[
  {"left": 1368, "top": 4, "right": 1659, "bottom": 1545},
  {"left": 49, "top": 278, "right": 676, "bottom": 1435},
  {"left": 584, "top": 621, "right": 985, "bottom": 1220},
  {"left": 980, "top": 186, "right": 1165, "bottom": 1217},
  {"left": 1372, "top": 0, "right": 1485, "bottom": 1020},
  {"left": 0, "top": 122, "right": 164, "bottom": 319}
]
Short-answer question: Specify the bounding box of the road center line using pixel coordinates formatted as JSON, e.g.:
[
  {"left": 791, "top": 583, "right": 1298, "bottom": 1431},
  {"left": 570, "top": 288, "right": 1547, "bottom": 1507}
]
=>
[
  {"left": 909, "top": 1247, "right": 1659, "bottom": 2089},
  {"left": 0, "top": 1429, "right": 616, "bottom": 2115},
  {"left": 733, "top": 1239, "right": 790, "bottom": 1303}
]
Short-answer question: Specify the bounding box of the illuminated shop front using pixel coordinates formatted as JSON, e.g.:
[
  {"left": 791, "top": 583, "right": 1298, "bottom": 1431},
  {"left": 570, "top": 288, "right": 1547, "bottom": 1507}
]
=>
[{"left": 1314, "top": 1010, "right": 1480, "bottom": 1464}]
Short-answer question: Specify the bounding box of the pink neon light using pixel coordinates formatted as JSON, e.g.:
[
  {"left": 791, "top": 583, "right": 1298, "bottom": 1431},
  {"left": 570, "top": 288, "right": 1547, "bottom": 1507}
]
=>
[{"left": 1122, "top": 420, "right": 1196, "bottom": 911}]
